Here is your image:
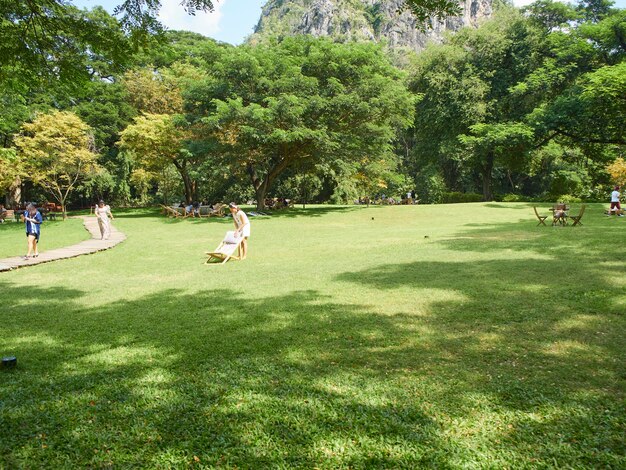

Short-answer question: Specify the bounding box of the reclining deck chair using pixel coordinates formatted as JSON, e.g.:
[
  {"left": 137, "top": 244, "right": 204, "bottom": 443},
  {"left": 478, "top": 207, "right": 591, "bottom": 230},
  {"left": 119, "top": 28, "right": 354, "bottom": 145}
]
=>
[
  {"left": 205, "top": 231, "right": 243, "bottom": 264},
  {"left": 161, "top": 204, "right": 187, "bottom": 218}
]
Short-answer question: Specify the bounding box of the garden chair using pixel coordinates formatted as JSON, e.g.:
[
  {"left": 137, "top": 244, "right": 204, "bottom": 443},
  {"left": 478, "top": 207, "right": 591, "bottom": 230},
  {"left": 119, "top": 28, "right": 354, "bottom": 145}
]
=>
[
  {"left": 570, "top": 204, "right": 586, "bottom": 226},
  {"left": 207, "top": 203, "right": 227, "bottom": 218},
  {"left": 205, "top": 231, "right": 243, "bottom": 264},
  {"left": 533, "top": 206, "right": 548, "bottom": 226},
  {"left": 161, "top": 205, "right": 185, "bottom": 218}
]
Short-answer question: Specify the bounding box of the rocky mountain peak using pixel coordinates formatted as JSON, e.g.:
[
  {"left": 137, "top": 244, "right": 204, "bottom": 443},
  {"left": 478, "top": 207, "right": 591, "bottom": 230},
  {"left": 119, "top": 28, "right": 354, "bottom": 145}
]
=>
[{"left": 250, "top": 0, "right": 493, "bottom": 52}]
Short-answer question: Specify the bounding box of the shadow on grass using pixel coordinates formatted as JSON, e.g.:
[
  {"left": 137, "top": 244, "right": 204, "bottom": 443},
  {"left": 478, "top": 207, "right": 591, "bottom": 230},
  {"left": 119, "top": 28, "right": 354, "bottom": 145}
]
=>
[
  {"left": 0, "top": 285, "right": 454, "bottom": 467},
  {"left": 1, "top": 267, "right": 624, "bottom": 467},
  {"left": 246, "top": 205, "right": 361, "bottom": 219},
  {"left": 1, "top": 212, "right": 625, "bottom": 466}
]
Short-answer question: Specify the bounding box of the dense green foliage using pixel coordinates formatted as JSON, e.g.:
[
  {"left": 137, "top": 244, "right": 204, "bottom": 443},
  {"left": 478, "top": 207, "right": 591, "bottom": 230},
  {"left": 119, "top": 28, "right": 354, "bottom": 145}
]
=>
[
  {"left": 1, "top": 205, "right": 624, "bottom": 466},
  {"left": 188, "top": 38, "right": 415, "bottom": 208},
  {"left": 407, "top": 1, "right": 626, "bottom": 202},
  {"left": 1, "top": 1, "right": 625, "bottom": 209}
]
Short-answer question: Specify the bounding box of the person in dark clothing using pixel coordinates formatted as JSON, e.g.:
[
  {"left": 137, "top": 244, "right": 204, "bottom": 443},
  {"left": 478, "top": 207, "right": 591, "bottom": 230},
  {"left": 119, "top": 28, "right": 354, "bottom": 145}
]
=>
[{"left": 22, "top": 203, "right": 43, "bottom": 259}]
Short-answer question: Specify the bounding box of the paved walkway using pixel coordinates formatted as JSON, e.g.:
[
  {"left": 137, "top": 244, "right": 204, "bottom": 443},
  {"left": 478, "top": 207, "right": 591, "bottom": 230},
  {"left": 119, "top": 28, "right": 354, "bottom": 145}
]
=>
[{"left": 0, "top": 216, "right": 126, "bottom": 272}]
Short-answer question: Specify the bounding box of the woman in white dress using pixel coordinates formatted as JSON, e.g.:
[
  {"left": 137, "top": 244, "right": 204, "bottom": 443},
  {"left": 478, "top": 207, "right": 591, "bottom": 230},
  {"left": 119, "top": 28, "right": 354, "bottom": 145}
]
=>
[
  {"left": 94, "top": 200, "right": 114, "bottom": 240},
  {"left": 229, "top": 202, "right": 250, "bottom": 260}
]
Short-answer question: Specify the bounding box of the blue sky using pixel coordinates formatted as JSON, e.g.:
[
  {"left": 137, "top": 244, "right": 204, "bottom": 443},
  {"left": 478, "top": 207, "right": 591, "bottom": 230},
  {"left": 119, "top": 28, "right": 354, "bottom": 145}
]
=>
[
  {"left": 74, "top": 0, "right": 626, "bottom": 45},
  {"left": 74, "top": 0, "right": 266, "bottom": 44}
]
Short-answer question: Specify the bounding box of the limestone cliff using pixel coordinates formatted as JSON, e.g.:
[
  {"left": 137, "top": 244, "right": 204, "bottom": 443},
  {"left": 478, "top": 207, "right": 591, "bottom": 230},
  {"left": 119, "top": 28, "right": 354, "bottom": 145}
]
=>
[{"left": 249, "top": 0, "right": 493, "bottom": 52}]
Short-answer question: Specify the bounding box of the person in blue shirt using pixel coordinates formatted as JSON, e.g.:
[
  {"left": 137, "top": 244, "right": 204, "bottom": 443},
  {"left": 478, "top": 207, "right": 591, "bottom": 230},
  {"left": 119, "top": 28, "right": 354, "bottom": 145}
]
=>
[{"left": 22, "top": 203, "right": 43, "bottom": 259}]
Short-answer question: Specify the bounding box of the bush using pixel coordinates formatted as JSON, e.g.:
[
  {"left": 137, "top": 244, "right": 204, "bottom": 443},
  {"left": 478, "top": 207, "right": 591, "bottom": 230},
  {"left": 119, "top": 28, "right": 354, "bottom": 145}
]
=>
[
  {"left": 552, "top": 194, "right": 582, "bottom": 203},
  {"left": 414, "top": 165, "right": 446, "bottom": 204},
  {"left": 502, "top": 193, "right": 525, "bottom": 202},
  {"left": 441, "top": 192, "right": 483, "bottom": 203}
]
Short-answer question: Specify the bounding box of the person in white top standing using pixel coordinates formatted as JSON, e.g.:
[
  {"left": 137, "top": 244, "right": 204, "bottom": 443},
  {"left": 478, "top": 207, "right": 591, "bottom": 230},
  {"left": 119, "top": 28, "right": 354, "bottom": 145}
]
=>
[
  {"left": 94, "top": 200, "right": 114, "bottom": 239},
  {"left": 229, "top": 202, "right": 250, "bottom": 260},
  {"left": 610, "top": 186, "right": 623, "bottom": 217}
]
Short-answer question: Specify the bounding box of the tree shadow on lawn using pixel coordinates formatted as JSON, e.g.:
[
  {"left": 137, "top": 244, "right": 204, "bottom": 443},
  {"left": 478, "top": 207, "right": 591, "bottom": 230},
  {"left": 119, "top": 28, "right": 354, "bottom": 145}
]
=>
[
  {"left": 0, "top": 285, "right": 464, "bottom": 467},
  {"left": 1, "top": 277, "right": 624, "bottom": 467},
  {"left": 1, "top": 214, "right": 624, "bottom": 468},
  {"left": 250, "top": 205, "right": 361, "bottom": 219},
  {"left": 334, "top": 218, "right": 625, "bottom": 466}
]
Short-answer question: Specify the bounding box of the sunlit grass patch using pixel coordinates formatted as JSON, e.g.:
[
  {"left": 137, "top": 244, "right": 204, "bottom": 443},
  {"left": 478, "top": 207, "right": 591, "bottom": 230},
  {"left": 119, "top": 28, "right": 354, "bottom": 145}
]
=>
[
  {"left": 0, "top": 203, "right": 624, "bottom": 467},
  {"left": 0, "top": 217, "right": 89, "bottom": 258}
]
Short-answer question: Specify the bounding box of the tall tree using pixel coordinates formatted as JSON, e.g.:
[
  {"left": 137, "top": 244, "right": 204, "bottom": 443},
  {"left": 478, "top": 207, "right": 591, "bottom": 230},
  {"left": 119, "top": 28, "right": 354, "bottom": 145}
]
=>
[
  {"left": 191, "top": 37, "right": 415, "bottom": 210},
  {"left": 410, "top": 8, "right": 543, "bottom": 199},
  {"left": 14, "top": 111, "right": 99, "bottom": 218},
  {"left": 119, "top": 113, "right": 199, "bottom": 203}
]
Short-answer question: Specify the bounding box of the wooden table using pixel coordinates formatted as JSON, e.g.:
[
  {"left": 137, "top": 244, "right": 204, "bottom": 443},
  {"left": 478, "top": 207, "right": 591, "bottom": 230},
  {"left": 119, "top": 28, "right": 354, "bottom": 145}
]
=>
[{"left": 551, "top": 204, "right": 570, "bottom": 226}]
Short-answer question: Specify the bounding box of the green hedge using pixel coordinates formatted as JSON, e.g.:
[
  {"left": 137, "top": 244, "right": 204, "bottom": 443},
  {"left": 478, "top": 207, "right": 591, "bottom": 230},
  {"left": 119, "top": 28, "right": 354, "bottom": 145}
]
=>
[{"left": 441, "top": 192, "right": 483, "bottom": 203}]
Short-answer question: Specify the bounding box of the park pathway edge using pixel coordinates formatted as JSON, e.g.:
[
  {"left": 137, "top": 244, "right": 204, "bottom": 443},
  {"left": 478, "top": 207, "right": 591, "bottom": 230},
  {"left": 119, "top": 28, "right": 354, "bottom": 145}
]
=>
[{"left": 0, "top": 216, "right": 126, "bottom": 272}]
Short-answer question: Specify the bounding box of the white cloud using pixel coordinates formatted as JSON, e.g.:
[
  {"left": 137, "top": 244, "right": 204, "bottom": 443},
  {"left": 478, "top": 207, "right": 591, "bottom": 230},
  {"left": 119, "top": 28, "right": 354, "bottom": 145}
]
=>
[{"left": 157, "top": 0, "right": 225, "bottom": 36}]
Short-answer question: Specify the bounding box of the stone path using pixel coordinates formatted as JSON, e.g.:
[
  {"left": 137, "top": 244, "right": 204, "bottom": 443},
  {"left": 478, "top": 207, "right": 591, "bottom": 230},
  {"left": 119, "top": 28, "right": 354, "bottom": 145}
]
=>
[{"left": 0, "top": 216, "right": 126, "bottom": 272}]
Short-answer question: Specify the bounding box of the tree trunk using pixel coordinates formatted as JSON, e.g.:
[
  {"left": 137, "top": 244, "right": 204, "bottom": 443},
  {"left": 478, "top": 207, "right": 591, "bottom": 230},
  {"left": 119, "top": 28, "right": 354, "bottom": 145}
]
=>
[
  {"left": 248, "top": 156, "right": 290, "bottom": 211},
  {"left": 61, "top": 202, "right": 67, "bottom": 220},
  {"left": 172, "top": 160, "right": 194, "bottom": 204},
  {"left": 181, "top": 173, "right": 194, "bottom": 204},
  {"left": 8, "top": 176, "right": 21, "bottom": 208},
  {"left": 481, "top": 152, "right": 495, "bottom": 201},
  {"left": 255, "top": 183, "right": 268, "bottom": 211}
]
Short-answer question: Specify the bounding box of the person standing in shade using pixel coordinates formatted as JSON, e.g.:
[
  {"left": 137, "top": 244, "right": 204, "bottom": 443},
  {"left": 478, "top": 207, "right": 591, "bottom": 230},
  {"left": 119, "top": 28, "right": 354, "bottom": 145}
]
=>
[
  {"left": 229, "top": 202, "right": 250, "bottom": 260},
  {"left": 94, "top": 200, "right": 114, "bottom": 239},
  {"left": 22, "top": 203, "right": 43, "bottom": 259},
  {"left": 610, "top": 186, "right": 623, "bottom": 216}
]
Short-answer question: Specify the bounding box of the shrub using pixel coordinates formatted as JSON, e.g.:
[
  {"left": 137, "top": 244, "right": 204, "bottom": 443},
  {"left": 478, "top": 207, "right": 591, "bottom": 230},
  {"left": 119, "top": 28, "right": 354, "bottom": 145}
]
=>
[
  {"left": 441, "top": 192, "right": 483, "bottom": 203},
  {"left": 502, "top": 193, "right": 525, "bottom": 202},
  {"left": 414, "top": 165, "right": 446, "bottom": 204},
  {"left": 552, "top": 194, "right": 582, "bottom": 203}
]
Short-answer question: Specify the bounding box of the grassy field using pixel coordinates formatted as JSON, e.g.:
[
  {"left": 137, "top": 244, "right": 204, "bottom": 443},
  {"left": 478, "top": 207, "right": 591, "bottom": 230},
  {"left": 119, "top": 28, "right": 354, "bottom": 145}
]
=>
[
  {"left": 0, "top": 217, "right": 90, "bottom": 259},
  {"left": 0, "top": 203, "right": 624, "bottom": 468}
]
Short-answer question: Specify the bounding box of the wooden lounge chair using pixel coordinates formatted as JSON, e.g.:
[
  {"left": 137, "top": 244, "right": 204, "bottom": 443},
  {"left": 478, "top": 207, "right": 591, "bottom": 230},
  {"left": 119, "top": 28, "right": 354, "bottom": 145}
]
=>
[
  {"left": 200, "top": 203, "right": 227, "bottom": 218},
  {"left": 533, "top": 206, "right": 548, "bottom": 226},
  {"left": 161, "top": 204, "right": 186, "bottom": 218},
  {"left": 205, "top": 231, "right": 243, "bottom": 264},
  {"left": 570, "top": 204, "right": 586, "bottom": 226}
]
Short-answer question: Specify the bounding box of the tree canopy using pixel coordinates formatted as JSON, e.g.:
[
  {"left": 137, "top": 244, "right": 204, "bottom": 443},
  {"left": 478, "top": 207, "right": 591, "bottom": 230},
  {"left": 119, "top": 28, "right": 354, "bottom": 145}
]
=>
[
  {"left": 189, "top": 37, "right": 415, "bottom": 209},
  {"left": 1, "top": 0, "right": 625, "bottom": 209}
]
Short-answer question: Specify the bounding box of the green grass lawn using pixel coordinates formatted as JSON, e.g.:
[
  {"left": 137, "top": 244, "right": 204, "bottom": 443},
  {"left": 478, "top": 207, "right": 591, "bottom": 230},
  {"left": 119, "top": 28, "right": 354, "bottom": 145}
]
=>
[
  {"left": 1, "top": 203, "right": 624, "bottom": 468},
  {"left": 0, "top": 217, "right": 90, "bottom": 259}
]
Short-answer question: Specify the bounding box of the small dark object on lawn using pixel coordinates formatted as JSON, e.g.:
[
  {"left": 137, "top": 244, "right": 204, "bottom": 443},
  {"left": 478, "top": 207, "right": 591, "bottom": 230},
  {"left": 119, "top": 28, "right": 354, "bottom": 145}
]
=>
[
  {"left": 371, "top": 217, "right": 374, "bottom": 220},
  {"left": 424, "top": 235, "right": 429, "bottom": 238},
  {"left": 2, "top": 356, "right": 17, "bottom": 369}
]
